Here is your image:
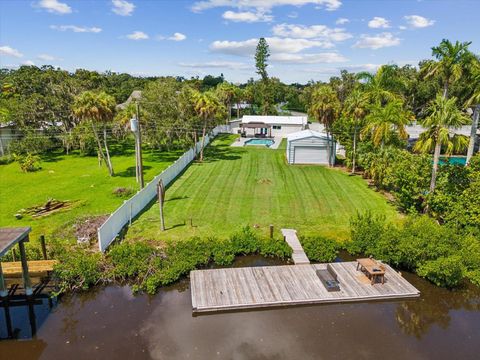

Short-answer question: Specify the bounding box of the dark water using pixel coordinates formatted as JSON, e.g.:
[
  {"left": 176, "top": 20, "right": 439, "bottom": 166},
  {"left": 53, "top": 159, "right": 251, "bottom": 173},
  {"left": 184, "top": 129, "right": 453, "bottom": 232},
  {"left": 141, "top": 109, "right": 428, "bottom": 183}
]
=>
[{"left": 1, "top": 255, "right": 480, "bottom": 360}]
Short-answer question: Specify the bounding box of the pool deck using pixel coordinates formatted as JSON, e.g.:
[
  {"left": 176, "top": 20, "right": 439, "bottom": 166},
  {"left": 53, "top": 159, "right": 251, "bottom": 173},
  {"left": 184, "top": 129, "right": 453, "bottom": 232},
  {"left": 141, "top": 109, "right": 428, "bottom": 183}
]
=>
[
  {"left": 190, "top": 262, "right": 420, "bottom": 313},
  {"left": 230, "top": 137, "right": 282, "bottom": 149}
]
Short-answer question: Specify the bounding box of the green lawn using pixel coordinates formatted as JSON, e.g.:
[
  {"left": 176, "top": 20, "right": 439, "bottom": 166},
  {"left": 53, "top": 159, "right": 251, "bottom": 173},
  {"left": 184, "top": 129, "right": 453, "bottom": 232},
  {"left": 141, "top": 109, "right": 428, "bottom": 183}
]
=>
[
  {"left": 0, "top": 144, "right": 182, "bottom": 240},
  {"left": 126, "top": 135, "right": 399, "bottom": 242}
]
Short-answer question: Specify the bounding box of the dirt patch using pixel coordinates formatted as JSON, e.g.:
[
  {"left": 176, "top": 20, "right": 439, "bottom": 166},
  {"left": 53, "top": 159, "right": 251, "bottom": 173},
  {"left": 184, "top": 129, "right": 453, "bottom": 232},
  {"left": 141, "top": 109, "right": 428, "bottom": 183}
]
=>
[
  {"left": 74, "top": 215, "right": 109, "bottom": 245},
  {"left": 257, "top": 178, "right": 272, "bottom": 185}
]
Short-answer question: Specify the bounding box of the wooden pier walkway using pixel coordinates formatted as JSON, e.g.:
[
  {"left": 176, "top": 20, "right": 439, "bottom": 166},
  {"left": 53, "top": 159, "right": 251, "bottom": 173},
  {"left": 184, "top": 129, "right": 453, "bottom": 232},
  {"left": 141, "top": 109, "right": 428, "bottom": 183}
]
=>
[
  {"left": 281, "top": 228, "right": 309, "bottom": 265},
  {"left": 190, "top": 262, "right": 420, "bottom": 313}
]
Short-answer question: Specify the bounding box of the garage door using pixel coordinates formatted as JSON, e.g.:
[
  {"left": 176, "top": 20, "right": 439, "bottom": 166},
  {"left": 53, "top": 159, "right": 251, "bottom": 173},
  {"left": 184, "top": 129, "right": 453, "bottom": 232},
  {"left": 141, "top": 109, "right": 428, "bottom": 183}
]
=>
[{"left": 294, "top": 146, "right": 328, "bottom": 164}]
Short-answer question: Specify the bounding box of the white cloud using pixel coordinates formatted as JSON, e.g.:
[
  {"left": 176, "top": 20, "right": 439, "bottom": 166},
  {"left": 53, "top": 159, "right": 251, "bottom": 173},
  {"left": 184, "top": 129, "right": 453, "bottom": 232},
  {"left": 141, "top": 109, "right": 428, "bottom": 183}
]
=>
[
  {"left": 353, "top": 32, "right": 400, "bottom": 49},
  {"left": 399, "top": 25, "right": 407, "bottom": 30},
  {"left": 368, "top": 17, "right": 390, "bottom": 29},
  {"left": 0, "top": 45, "right": 23, "bottom": 58},
  {"left": 126, "top": 31, "right": 149, "bottom": 40},
  {"left": 272, "top": 23, "right": 352, "bottom": 42},
  {"left": 36, "top": 0, "right": 72, "bottom": 14},
  {"left": 50, "top": 25, "right": 102, "bottom": 33},
  {"left": 210, "top": 37, "right": 332, "bottom": 56},
  {"left": 287, "top": 12, "right": 298, "bottom": 19},
  {"left": 168, "top": 33, "right": 187, "bottom": 41},
  {"left": 222, "top": 10, "right": 273, "bottom": 22},
  {"left": 335, "top": 17, "right": 349, "bottom": 25},
  {"left": 192, "top": 0, "right": 342, "bottom": 13},
  {"left": 270, "top": 52, "right": 347, "bottom": 64},
  {"left": 37, "top": 54, "right": 56, "bottom": 61},
  {"left": 404, "top": 15, "right": 435, "bottom": 28},
  {"left": 112, "top": 0, "right": 135, "bottom": 16},
  {"left": 22, "top": 60, "right": 36, "bottom": 66},
  {"left": 179, "top": 61, "right": 252, "bottom": 70}
]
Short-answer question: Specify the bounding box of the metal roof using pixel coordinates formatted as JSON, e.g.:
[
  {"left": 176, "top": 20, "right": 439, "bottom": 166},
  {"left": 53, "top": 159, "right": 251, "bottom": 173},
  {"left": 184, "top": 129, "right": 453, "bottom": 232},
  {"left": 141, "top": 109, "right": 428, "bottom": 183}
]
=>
[
  {"left": 242, "top": 115, "right": 307, "bottom": 126},
  {"left": 0, "top": 227, "right": 31, "bottom": 257},
  {"left": 286, "top": 129, "right": 329, "bottom": 141}
]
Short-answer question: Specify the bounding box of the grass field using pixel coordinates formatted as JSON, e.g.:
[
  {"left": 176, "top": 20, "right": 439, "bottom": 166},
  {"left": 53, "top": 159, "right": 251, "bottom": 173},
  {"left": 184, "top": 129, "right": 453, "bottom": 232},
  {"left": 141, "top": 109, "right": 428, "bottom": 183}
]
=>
[
  {"left": 0, "top": 144, "right": 182, "bottom": 240},
  {"left": 126, "top": 135, "right": 399, "bottom": 242}
]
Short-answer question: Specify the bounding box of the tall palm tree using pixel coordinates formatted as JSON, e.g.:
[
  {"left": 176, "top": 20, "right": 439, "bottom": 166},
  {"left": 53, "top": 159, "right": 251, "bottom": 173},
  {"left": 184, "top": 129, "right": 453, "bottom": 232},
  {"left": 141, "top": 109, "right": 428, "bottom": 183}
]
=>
[
  {"left": 308, "top": 85, "right": 340, "bottom": 166},
  {"left": 421, "top": 39, "right": 472, "bottom": 99},
  {"left": 193, "top": 90, "right": 223, "bottom": 162},
  {"left": 361, "top": 99, "right": 411, "bottom": 148},
  {"left": 73, "top": 91, "right": 116, "bottom": 176},
  {"left": 414, "top": 95, "right": 470, "bottom": 191},
  {"left": 466, "top": 61, "right": 480, "bottom": 164},
  {"left": 343, "top": 89, "right": 369, "bottom": 173}
]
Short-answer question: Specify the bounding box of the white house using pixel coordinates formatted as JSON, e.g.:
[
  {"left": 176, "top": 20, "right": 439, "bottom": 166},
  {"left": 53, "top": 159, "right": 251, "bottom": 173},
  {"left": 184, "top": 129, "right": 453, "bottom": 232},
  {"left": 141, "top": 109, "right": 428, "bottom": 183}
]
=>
[
  {"left": 286, "top": 130, "right": 336, "bottom": 166},
  {"left": 230, "top": 115, "right": 307, "bottom": 138}
]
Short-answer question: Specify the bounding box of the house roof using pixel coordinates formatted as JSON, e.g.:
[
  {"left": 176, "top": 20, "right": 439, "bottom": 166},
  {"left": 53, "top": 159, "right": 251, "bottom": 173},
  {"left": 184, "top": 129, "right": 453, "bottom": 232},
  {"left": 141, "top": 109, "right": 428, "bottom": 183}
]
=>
[
  {"left": 242, "top": 115, "right": 307, "bottom": 126},
  {"left": 117, "top": 90, "right": 142, "bottom": 110},
  {"left": 287, "top": 129, "right": 329, "bottom": 141}
]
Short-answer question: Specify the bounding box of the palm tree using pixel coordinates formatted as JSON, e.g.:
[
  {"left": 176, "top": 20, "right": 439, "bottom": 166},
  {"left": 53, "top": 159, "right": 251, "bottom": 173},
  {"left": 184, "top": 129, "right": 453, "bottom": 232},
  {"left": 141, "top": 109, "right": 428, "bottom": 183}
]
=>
[
  {"left": 343, "top": 89, "right": 369, "bottom": 173},
  {"left": 308, "top": 85, "right": 340, "bottom": 166},
  {"left": 73, "top": 91, "right": 116, "bottom": 176},
  {"left": 361, "top": 99, "right": 411, "bottom": 148},
  {"left": 414, "top": 95, "right": 470, "bottom": 191},
  {"left": 421, "top": 39, "right": 472, "bottom": 99},
  {"left": 357, "top": 65, "right": 403, "bottom": 105},
  {"left": 193, "top": 90, "right": 223, "bottom": 162},
  {"left": 216, "top": 82, "right": 237, "bottom": 123},
  {"left": 466, "top": 61, "right": 480, "bottom": 164}
]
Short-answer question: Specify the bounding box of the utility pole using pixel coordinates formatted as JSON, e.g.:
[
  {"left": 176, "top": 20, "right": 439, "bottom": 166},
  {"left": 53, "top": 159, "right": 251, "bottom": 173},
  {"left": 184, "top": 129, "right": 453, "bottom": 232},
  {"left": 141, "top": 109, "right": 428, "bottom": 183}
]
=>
[
  {"left": 130, "top": 103, "right": 144, "bottom": 189},
  {"left": 466, "top": 104, "right": 479, "bottom": 165}
]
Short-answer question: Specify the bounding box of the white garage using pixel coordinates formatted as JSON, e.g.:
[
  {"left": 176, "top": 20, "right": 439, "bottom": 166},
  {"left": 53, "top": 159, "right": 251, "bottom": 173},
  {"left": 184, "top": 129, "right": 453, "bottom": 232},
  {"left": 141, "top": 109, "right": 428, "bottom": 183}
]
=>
[{"left": 286, "top": 130, "right": 336, "bottom": 166}]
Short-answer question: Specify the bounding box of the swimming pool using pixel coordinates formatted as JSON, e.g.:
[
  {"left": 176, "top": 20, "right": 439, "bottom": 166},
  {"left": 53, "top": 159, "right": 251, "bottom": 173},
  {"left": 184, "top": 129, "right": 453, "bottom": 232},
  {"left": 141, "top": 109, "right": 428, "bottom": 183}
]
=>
[
  {"left": 438, "top": 156, "right": 467, "bottom": 166},
  {"left": 245, "top": 138, "right": 275, "bottom": 147}
]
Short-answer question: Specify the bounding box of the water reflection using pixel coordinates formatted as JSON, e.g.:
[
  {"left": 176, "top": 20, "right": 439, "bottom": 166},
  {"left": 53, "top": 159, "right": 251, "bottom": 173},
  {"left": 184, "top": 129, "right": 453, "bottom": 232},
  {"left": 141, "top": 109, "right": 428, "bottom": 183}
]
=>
[{"left": 395, "top": 273, "right": 480, "bottom": 338}]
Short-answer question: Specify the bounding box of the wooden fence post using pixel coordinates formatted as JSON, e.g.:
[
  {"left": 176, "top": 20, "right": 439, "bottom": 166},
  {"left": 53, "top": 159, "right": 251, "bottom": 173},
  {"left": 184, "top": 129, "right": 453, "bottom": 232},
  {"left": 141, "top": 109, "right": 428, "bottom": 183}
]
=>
[
  {"left": 157, "top": 179, "right": 165, "bottom": 231},
  {"left": 269, "top": 225, "right": 274, "bottom": 239},
  {"left": 40, "top": 235, "right": 47, "bottom": 260}
]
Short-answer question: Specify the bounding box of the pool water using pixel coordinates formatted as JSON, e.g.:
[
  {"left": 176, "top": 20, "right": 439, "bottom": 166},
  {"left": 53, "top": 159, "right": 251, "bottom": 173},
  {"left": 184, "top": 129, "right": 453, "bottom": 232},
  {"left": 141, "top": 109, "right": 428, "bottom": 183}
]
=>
[
  {"left": 438, "top": 156, "right": 467, "bottom": 166},
  {"left": 245, "top": 138, "right": 274, "bottom": 147}
]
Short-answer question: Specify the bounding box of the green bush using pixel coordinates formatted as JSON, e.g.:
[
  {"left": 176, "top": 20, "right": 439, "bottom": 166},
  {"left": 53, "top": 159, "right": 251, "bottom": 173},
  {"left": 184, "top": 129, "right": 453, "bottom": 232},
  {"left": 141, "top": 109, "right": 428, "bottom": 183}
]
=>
[
  {"left": 300, "top": 236, "right": 338, "bottom": 262},
  {"left": 53, "top": 247, "right": 103, "bottom": 291},
  {"left": 230, "top": 226, "right": 260, "bottom": 254},
  {"left": 417, "top": 256, "right": 464, "bottom": 288},
  {"left": 108, "top": 241, "right": 157, "bottom": 279},
  {"left": 15, "top": 153, "right": 41, "bottom": 172},
  {"left": 347, "top": 210, "right": 386, "bottom": 255}
]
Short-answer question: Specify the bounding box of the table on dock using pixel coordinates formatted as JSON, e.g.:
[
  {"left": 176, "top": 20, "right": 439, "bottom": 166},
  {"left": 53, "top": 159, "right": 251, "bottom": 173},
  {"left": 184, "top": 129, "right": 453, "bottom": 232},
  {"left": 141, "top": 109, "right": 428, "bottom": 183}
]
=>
[{"left": 190, "top": 262, "right": 420, "bottom": 313}]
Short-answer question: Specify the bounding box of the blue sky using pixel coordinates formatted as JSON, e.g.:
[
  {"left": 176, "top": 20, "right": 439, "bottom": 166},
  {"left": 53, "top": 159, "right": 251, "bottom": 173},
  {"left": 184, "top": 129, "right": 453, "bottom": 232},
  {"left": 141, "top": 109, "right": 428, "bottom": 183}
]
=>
[{"left": 1, "top": 0, "right": 479, "bottom": 83}]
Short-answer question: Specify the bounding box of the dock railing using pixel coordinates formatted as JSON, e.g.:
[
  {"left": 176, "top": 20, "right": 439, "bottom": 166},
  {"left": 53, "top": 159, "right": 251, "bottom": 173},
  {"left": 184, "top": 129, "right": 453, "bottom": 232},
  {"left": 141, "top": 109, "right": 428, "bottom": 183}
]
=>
[{"left": 97, "top": 125, "right": 229, "bottom": 252}]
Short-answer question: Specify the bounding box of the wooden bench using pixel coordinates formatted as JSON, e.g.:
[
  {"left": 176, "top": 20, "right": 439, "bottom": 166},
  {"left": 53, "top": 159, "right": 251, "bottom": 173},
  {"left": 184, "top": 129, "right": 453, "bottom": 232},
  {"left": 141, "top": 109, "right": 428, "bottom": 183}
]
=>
[{"left": 316, "top": 264, "right": 340, "bottom": 292}]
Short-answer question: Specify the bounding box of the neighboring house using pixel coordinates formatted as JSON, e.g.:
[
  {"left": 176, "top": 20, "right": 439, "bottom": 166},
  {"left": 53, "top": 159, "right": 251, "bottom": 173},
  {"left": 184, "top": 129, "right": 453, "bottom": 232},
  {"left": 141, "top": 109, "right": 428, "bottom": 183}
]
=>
[
  {"left": 286, "top": 129, "right": 336, "bottom": 166},
  {"left": 230, "top": 115, "right": 307, "bottom": 138},
  {"left": 116, "top": 90, "right": 142, "bottom": 110},
  {"left": 0, "top": 122, "right": 20, "bottom": 156}
]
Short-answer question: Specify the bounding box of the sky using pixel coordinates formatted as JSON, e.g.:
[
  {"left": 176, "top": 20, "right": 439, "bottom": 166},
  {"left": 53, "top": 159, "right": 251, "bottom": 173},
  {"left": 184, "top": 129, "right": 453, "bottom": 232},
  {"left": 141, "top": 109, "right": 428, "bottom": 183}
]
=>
[{"left": 0, "top": 0, "right": 479, "bottom": 84}]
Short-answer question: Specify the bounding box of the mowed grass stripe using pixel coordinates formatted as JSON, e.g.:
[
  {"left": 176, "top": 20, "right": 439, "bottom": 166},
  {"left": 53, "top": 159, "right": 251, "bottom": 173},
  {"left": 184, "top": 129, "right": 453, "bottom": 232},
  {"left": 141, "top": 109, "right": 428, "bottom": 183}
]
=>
[{"left": 127, "top": 134, "right": 398, "bottom": 242}]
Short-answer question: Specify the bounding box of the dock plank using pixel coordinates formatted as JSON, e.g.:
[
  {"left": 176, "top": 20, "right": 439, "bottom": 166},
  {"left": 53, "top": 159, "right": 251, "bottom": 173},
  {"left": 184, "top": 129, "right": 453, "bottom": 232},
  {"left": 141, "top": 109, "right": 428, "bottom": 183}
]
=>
[{"left": 191, "top": 262, "right": 420, "bottom": 313}]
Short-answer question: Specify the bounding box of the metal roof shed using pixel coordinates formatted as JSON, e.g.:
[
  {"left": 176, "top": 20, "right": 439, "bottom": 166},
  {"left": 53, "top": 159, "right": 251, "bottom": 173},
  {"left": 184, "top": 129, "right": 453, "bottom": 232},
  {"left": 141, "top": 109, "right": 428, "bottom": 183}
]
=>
[{"left": 286, "top": 130, "right": 336, "bottom": 166}]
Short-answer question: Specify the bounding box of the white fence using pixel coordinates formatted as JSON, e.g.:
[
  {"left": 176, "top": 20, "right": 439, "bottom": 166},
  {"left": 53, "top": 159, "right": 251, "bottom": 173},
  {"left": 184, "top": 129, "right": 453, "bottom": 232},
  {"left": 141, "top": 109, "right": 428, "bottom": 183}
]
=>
[{"left": 97, "top": 125, "right": 228, "bottom": 252}]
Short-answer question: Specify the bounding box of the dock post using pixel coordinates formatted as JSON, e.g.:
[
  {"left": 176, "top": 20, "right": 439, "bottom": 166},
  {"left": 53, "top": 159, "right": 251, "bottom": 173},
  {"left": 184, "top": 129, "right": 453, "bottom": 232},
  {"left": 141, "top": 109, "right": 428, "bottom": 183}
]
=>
[
  {"left": 0, "top": 261, "right": 7, "bottom": 298},
  {"left": 269, "top": 225, "right": 274, "bottom": 238},
  {"left": 18, "top": 239, "right": 33, "bottom": 296},
  {"left": 40, "top": 235, "right": 48, "bottom": 260}
]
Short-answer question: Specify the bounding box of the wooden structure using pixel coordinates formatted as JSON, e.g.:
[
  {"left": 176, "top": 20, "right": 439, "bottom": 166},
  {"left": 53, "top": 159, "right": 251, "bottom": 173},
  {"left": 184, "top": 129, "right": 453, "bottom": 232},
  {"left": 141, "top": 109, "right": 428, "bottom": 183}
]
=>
[
  {"left": 281, "top": 228, "right": 309, "bottom": 265},
  {"left": 190, "top": 262, "right": 420, "bottom": 313},
  {"left": 356, "top": 258, "right": 386, "bottom": 285},
  {"left": 0, "top": 227, "right": 56, "bottom": 298}
]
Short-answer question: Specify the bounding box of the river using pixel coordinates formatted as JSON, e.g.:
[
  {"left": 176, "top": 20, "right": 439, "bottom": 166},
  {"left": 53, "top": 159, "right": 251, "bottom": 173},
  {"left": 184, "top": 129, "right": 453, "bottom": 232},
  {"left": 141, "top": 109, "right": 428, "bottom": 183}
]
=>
[{"left": 1, "top": 255, "right": 480, "bottom": 360}]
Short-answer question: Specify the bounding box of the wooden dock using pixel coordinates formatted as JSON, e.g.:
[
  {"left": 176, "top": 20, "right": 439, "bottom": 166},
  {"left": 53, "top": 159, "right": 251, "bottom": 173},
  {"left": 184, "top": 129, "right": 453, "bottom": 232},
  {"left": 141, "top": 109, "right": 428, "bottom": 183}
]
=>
[
  {"left": 281, "top": 228, "right": 309, "bottom": 265},
  {"left": 190, "top": 262, "right": 420, "bottom": 313}
]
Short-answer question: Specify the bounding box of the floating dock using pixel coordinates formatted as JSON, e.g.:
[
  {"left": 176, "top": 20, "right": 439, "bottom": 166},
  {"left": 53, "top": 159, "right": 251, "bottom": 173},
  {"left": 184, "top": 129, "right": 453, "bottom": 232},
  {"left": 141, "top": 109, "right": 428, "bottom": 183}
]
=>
[{"left": 190, "top": 262, "right": 420, "bottom": 313}]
